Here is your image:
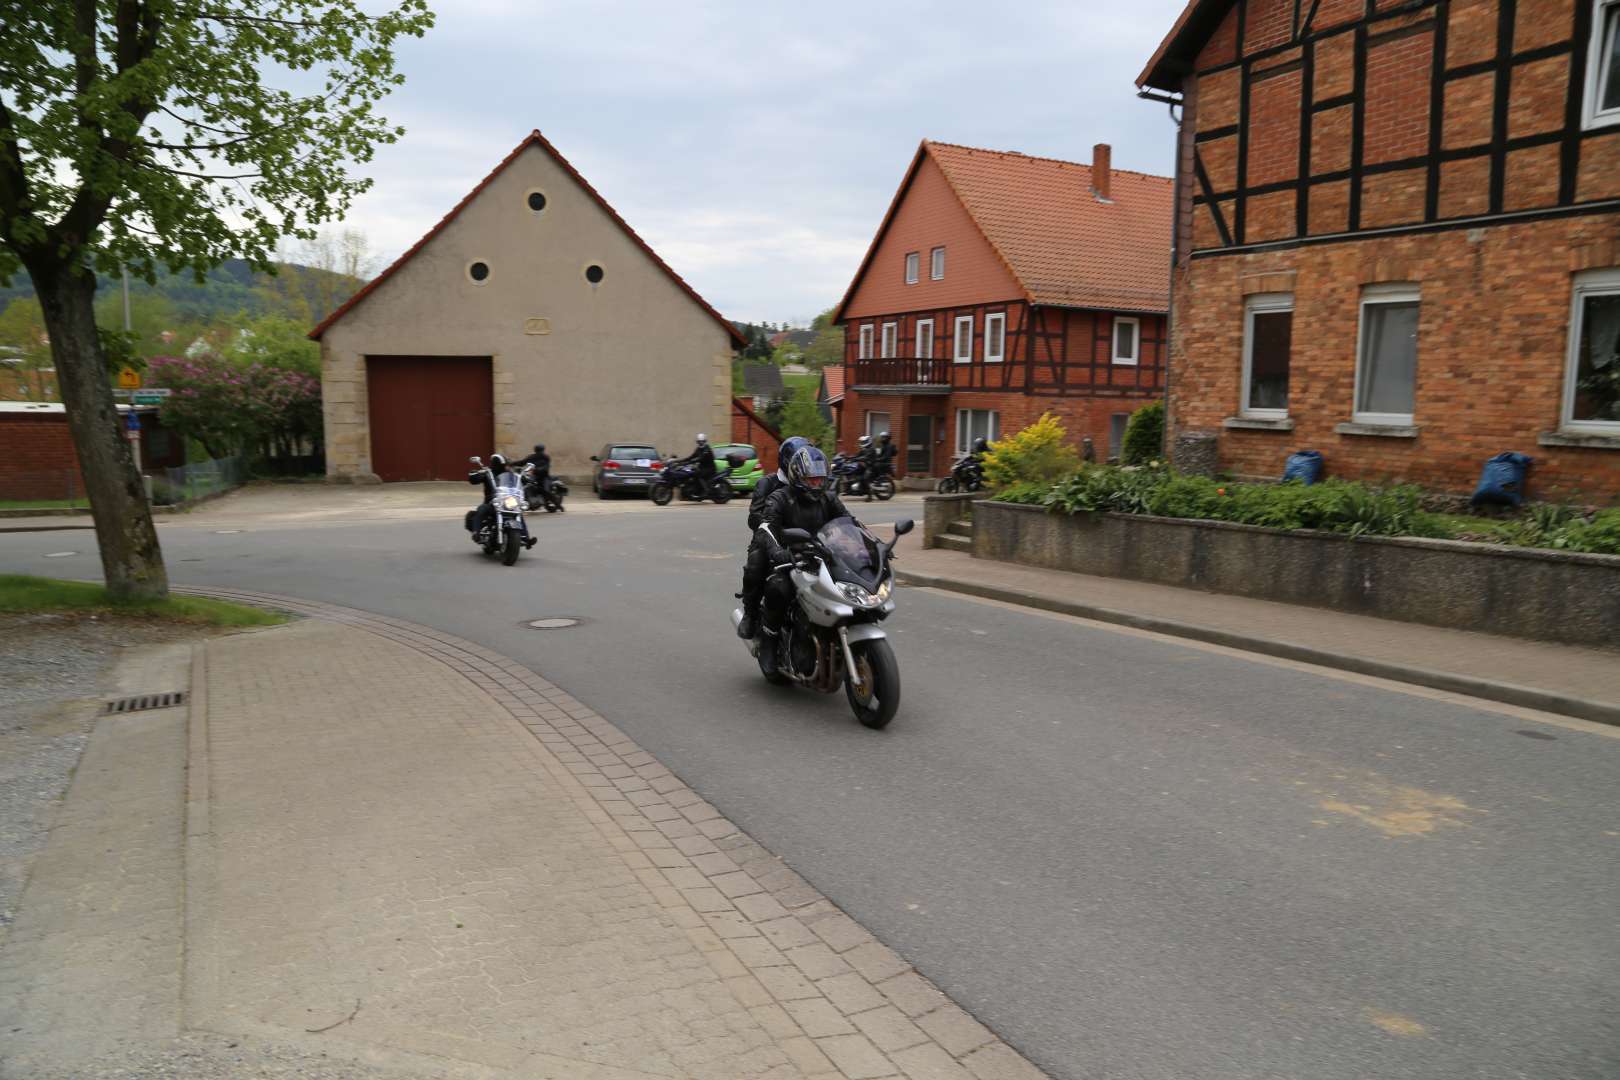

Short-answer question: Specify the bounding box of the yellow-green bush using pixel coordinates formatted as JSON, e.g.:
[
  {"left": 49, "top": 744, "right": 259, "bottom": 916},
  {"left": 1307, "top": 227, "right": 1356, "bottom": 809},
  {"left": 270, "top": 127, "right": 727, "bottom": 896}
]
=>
[{"left": 981, "top": 413, "right": 1081, "bottom": 489}]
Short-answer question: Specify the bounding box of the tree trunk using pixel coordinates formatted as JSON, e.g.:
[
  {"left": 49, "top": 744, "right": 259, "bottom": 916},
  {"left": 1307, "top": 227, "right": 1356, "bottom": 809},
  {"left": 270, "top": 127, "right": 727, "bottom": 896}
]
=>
[{"left": 34, "top": 262, "right": 168, "bottom": 601}]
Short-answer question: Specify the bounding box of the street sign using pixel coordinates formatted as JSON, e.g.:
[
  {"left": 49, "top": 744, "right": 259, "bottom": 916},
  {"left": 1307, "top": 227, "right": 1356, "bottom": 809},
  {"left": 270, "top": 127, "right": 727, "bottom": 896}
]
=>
[
  {"left": 126, "top": 412, "right": 141, "bottom": 432},
  {"left": 117, "top": 367, "right": 141, "bottom": 389},
  {"left": 131, "top": 389, "right": 171, "bottom": 405}
]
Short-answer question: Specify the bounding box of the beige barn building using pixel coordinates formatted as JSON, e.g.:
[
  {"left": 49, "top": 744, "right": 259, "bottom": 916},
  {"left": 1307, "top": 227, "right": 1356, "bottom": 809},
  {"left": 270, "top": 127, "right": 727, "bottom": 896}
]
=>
[{"left": 312, "top": 130, "right": 743, "bottom": 481}]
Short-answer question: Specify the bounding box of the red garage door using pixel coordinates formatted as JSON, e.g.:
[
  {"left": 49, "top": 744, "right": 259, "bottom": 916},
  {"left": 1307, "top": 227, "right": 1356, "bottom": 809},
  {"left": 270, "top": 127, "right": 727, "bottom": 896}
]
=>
[{"left": 366, "top": 356, "right": 494, "bottom": 481}]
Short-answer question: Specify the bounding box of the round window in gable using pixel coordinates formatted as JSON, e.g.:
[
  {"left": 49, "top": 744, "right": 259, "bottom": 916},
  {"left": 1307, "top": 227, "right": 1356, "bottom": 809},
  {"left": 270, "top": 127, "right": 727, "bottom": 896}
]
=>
[
  {"left": 468, "top": 261, "right": 490, "bottom": 283},
  {"left": 585, "top": 264, "right": 605, "bottom": 285},
  {"left": 526, "top": 190, "right": 547, "bottom": 213}
]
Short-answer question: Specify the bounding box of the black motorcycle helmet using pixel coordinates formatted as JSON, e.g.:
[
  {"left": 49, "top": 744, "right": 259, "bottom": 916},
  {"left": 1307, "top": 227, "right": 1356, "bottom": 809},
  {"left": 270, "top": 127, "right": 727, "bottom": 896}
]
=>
[
  {"left": 489, "top": 453, "right": 507, "bottom": 472},
  {"left": 973, "top": 436, "right": 989, "bottom": 453},
  {"left": 533, "top": 443, "right": 545, "bottom": 454},
  {"left": 785, "top": 446, "right": 830, "bottom": 496}
]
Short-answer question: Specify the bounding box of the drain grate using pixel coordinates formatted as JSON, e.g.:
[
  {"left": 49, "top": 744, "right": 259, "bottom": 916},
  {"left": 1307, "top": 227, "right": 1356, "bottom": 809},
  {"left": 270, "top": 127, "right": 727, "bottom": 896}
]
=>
[{"left": 104, "top": 691, "right": 187, "bottom": 715}]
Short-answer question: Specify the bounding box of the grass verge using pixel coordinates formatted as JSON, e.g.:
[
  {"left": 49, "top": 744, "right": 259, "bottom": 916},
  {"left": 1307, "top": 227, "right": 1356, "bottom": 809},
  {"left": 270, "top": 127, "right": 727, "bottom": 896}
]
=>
[
  {"left": 0, "top": 499, "right": 86, "bottom": 511},
  {"left": 0, "top": 575, "right": 287, "bottom": 627}
]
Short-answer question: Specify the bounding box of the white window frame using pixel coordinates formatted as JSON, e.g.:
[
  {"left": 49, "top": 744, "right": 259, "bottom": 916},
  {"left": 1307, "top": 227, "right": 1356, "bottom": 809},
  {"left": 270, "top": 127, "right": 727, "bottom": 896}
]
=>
[
  {"left": 915, "top": 319, "right": 935, "bottom": 359},
  {"left": 984, "top": 312, "right": 1006, "bottom": 363},
  {"left": 1583, "top": 0, "right": 1620, "bottom": 130},
  {"left": 1353, "top": 283, "right": 1422, "bottom": 426},
  {"left": 1562, "top": 266, "right": 1620, "bottom": 433},
  {"left": 905, "top": 252, "right": 920, "bottom": 285},
  {"left": 953, "top": 315, "right": 975, "bottom": 364},
  {"left": 931, "top": 246, "right": 946, "bottom": 281},
  {"left": 866, "top": 410, "right": 891, "bottom": 439},
  {"left": 858, "top": 324, "right": 874, "bottom": 361},
  {"left": 1241, "top": 293, "right": 1294, "bottom": 419},
  {"left": 955, "top": 409, "right": 1000, "bottom": 454},
  {"left": 880, "top": 321, "right": 898, "bottom": 359},
  {"left": 1112, "top": 316, "right": 1140, "bottom": 366}
]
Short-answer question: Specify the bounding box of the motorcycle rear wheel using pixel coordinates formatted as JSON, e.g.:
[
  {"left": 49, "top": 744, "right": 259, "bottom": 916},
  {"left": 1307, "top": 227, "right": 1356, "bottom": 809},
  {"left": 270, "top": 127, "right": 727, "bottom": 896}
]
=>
[
  {"left": 710, "top": 483, "right": 734, "bottom": 504},
  {"left": 871, "top": 477, "right": 896, "bottom": 501},
  {"left": 501, "top": 531, "right": 522, "bottom": 565},
  {"left": 845, "top": 639, "right": 899, "bottom": 729},
  {"left": 937, "top": 476, "right": 958, "bottom": 494},
  {"left": 650, "top": 483, "right": 674, "bottom": 506}
]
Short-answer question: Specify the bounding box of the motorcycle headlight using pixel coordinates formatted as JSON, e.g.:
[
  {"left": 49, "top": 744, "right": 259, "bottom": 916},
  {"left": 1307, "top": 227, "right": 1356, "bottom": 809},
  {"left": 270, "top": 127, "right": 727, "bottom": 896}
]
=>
[
  {"left": 500, "top": 495, "right": 521, "bottom": 511},
  {"left": 876, "top": 579, "right": 892, "bottom": 602},
  {"left": 839, "top": 582, "right": 878, "bottom": 607}
]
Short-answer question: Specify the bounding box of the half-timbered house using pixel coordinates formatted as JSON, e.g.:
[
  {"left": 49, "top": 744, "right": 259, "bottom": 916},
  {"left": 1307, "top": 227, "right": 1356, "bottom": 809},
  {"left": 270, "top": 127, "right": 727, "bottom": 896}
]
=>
[
  {"left": 833, "top": 141, "right": 1175, "bottom": 478},
  {"left": 1139, "top": 0, "right": 1620, "bottom": 497}
]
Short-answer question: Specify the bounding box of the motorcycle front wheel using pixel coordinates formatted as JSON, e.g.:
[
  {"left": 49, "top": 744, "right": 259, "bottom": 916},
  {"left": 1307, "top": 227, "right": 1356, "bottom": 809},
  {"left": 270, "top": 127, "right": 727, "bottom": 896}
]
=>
[
  {"left": 937, "top": 476, "right": 958, "bottom": 494},
  {"left": 845, "top": 639, "right": 899, "bottom": 729},
  {"left": 871, "top": 476, "right": 896, "bottom": 501},
  {"left": 650, "top": 483, "right": 674, "bottom": 506},
  {"left": 502, "top": 530, "right": 522, "bottom": 565}
]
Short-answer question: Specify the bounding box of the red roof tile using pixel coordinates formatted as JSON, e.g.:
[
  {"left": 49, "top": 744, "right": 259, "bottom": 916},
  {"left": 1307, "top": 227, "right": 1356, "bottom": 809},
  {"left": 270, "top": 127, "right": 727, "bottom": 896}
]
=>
[
  {"left": 925, "top": 141, "right": 1173, "bottom": 313},
  {"left": 310, "top": 131, "right": 745, "bottom": 347},
  {"left": 820, "top": 364, "right": 845, "bottom": 402}
]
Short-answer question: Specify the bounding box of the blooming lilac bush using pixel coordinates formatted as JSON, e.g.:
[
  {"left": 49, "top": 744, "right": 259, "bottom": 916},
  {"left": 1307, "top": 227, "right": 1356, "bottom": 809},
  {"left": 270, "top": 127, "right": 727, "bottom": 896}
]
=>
[{"left": 149, "top": 354, "right": 321, "bottom": 462}]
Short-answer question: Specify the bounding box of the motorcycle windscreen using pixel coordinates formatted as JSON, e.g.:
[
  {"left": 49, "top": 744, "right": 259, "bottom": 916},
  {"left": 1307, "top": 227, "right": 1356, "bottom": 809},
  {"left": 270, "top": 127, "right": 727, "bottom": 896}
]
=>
[
  {"left": 817, "top": 517, "right": 883, "bottom": 589},
  {"left": 495, "top": 473, "right": 522, "bottom": 491}
]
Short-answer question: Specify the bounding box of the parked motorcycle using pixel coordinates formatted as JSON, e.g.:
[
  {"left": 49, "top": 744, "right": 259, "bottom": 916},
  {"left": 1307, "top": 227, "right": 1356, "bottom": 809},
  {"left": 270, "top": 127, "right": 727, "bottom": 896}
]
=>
[
  {"left": 936, "top": 454, "right": 984, "bottom": 494},
  {"left": 525, "top": 472, "right": 568, "bottom": 513},
  {"left": 465, "top": 456, "right": 535, "bottom": 565},
  {"left": 731, "top": 517, "right": 914, "bottom": 729},
  {"left": 650, "top": 458, "right": 734, "bottom": 505}
]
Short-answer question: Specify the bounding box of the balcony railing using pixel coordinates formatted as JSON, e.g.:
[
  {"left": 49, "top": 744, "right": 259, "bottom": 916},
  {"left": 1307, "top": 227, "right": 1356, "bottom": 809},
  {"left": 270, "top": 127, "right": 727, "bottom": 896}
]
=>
[{"left": 850, "top": 358, "right": 951, "bottom": 387}]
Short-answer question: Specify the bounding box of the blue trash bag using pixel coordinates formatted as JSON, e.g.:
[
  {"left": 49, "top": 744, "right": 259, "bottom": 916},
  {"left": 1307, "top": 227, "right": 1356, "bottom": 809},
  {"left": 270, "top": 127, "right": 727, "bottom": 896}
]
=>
[
  {"left": 1282, "top": 450, "right": 1324, "bottom": 485},
  {"left": 1470, "top": 452, "right": 1533, "bottom": 507}
]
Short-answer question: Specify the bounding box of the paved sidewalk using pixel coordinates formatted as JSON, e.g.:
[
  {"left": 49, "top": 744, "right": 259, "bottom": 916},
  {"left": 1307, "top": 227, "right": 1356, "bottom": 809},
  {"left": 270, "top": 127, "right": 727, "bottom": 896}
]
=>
[
  {"left": 0, "top": 594, "right": 1046, "bottom": 1080},
  {"left": 897, "top": 545, "right": 1620, "bottom": 726}
]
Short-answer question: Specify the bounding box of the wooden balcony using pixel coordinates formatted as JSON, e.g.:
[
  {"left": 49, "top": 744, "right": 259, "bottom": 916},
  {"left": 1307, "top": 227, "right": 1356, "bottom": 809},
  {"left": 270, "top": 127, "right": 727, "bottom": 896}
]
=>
[{"left": 849, "top": 358, "right": 952, "bottom": 393}]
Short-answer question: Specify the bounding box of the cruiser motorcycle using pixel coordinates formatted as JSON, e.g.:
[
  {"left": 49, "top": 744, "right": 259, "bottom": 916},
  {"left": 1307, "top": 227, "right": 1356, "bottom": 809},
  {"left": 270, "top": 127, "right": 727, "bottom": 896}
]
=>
[
  {"left": 465, "top": 457, "right": 536, "bottom": 565},
  {"left": 731, "top": 517, "right": 914, "bottom": 729}
]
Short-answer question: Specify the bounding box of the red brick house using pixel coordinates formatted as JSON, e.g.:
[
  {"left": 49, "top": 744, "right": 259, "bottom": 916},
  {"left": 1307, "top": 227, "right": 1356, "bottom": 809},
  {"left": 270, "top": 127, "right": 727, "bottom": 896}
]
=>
[
  {"left": 834, "top": 141, "right": 1174, "bottom": 478},
  {"left": 1139, "top": 0, "right": 1620, "bottom": 498}
]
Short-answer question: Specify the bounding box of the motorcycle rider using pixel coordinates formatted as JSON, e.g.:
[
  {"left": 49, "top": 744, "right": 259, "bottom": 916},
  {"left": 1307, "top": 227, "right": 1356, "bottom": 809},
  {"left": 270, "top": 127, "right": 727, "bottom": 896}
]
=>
[
  {"left": 847, "top": 434, "right": 875, "bottom": 493},
  {"left": 468, "top": 452, "right": 507, "bottom": 537},
  {"left": 872, "top": 431, "right": 899, "bottom": 484},
  {"left": 736, "top": 435, "right": 810, "bottom": 640},
  {"left": 750, "top": 446, "right": 858, "bottom": 667},
  {"left": 519, "top": 442, "right": 560, "bottom": 510},
  {"left": 670, "top": 433, "right": 717, "bottom": 499},
  {"left": 964, "top": 435, "right": 989, "bottom": 479}
]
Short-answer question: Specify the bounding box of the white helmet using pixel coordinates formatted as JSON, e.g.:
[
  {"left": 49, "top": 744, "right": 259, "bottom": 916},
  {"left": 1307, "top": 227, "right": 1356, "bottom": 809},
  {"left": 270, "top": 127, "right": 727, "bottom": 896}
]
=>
[
  {"left": 857, "top": 434, "right": 872, "bottom": 448},
  {"left": 696, "top": 433, "right": 708, "bottom": 444}
]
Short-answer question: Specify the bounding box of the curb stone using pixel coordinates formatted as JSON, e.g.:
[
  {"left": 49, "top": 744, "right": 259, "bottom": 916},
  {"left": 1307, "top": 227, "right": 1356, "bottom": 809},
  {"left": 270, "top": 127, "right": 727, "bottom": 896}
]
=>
[
  {"left": 173, "top": 584, "right": 1053, "bottom": 1080},
  {"left": 894, "top": 568, "right": 1620, "bottom": 728}
]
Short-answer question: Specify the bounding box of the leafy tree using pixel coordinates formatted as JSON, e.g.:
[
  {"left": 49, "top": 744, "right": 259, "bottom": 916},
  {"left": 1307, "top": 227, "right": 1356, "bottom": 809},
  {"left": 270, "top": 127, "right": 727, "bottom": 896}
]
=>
[
  {"left": 0, "top": 296, "right": 53, "bottom": 398},
  {"left": 224, "top": 313, "right": 320, "bottom": 376},
  {"left": 981, "top": 412, "right": 1080, "bottom": 488},
  {"left": 776, "top": 383, "right": 833, "bottom": 450},
  {"left": 803, "top": 307, "right": 844, "bottom": 370},
  {"left": 0, "top": 0, "right": 434, "bottom": 599},
  {"left": 1121, "top": 401, "right": 1166, "bottom": 466}
]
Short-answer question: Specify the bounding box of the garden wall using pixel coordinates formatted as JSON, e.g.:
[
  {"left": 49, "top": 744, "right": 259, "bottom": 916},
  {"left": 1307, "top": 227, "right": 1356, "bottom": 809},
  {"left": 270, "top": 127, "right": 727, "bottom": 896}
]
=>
[{"left": 951, "top": 499, "right": 1620, "bottom": 649}]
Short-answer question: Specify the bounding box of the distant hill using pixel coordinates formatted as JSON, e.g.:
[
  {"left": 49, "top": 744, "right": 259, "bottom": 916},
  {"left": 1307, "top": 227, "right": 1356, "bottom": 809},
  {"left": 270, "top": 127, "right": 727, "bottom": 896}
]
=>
[{"left": 0, "top": 258, "right": 366, "bottom": 326}]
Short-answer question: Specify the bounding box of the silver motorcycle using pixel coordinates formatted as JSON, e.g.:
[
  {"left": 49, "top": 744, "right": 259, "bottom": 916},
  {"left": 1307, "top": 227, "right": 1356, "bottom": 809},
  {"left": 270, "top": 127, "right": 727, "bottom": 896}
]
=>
[{"left": 732, "top": 516, "right": 914, "bottom": 729}]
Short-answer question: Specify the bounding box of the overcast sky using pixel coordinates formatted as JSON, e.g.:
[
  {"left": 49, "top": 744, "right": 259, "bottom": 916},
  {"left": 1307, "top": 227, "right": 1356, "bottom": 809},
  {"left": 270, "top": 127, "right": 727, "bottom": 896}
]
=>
[{"left": 336, "top": 0, "right": 1189, "bottom": 326}]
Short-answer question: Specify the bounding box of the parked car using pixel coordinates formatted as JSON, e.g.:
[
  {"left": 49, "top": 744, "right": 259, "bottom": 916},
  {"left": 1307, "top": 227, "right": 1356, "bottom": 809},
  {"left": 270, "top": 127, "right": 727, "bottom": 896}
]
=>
[
  {"left": 591, "top": 442, "right": 662, "bottom": 497},
  {"left": 714, "top": 443, "right": 765, "bottom": 492}
]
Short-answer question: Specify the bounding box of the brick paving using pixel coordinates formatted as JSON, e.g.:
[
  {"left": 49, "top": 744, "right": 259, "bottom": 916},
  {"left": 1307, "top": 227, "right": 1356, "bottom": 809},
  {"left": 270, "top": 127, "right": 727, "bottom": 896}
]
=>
[{"left": 173, "top": 586, "right": 1050, "bottom": 1080}]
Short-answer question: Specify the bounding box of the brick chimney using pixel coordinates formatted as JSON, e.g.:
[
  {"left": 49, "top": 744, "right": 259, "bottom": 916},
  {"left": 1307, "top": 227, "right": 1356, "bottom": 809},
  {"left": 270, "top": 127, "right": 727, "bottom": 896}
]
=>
[{"left": 1092, "top": 143, "right": 1112, "bottom": 202}]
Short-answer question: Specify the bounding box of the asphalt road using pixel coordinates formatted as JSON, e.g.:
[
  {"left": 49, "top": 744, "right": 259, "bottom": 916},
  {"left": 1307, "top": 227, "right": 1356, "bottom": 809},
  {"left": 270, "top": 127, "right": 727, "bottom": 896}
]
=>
[{"left": 5, "top": 495, "right": 1618, "bottom": 1080}]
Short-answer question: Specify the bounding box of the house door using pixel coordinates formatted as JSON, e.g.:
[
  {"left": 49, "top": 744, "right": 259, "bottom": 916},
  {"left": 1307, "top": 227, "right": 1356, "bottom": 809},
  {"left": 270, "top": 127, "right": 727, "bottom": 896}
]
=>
[
  {"left": 907, "top": 415, "right": 933, "bottom": 475},
  {"left": 366, "top": 356, "right": 494, "bottom": 481}
]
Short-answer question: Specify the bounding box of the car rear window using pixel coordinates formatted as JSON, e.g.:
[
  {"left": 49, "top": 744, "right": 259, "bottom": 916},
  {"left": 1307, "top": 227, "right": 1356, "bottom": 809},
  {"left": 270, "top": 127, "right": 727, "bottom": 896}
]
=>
[
  {"left": 609, "top": 446, "right": 657, "bottom": 462},
  {"left": 724, "top": 446, "right": 757, "bottom": 461}
]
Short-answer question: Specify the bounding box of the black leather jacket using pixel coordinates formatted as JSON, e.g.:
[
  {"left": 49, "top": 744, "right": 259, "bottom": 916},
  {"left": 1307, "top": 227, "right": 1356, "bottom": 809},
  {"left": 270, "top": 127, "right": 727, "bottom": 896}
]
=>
[
  {"left": 755, "top": 485, "right": 854, "bottom": 560},
  {"left": 748, "top": 472, "right": 786, "bottom": 530},
  {"left": 676, "top": 443, "right": 716, "bottom": 475},
  {"left": 519, "top": 450, "right": 551, "bottom": 477}
]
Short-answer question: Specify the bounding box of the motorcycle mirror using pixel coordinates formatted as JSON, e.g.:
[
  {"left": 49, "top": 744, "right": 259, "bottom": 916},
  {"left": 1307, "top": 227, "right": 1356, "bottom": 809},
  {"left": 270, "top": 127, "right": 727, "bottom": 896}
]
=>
[
  {"left": 893, "top": 519, "right": 915, "bottom": 536},
  {"left": 781, "top": 528, "right": 814, "bottom": 546}
]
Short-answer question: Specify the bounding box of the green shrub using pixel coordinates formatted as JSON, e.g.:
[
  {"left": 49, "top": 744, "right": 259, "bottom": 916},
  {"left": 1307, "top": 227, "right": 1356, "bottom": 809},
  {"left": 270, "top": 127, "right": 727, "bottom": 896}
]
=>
[
  {"left": 992, "top": 480, "right": 1051, "bottom": 505},
  {"left": 980, "top": 412, "right": 1081, "bottom": 488},
  {"left": 1120, "top": 400, "right": 1164, "bottom": 465}
]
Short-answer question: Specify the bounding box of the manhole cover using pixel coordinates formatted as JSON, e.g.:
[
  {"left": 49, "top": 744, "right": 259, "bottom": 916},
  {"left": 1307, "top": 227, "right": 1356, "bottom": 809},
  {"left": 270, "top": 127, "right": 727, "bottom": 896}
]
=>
[
  {"left": 214, "top": 529, "right": 242, "bottom": 534},
  {"left": 525, "top": 617, "right": 581, "bottom": 629},
  {"left": 43, "top": 551, "right": 78, "bottom": 558}
]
